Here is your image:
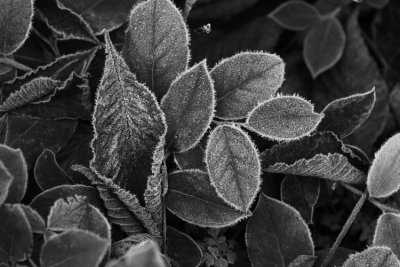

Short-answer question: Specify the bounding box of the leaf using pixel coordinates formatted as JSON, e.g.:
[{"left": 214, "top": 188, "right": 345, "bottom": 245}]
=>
[
  {"left": 167, "top": 226, "right": 202, "bottom": 267},
  {"left": 246, "top": 193, "right": 314, "bottom": 267},
  {"left": 315, "top": 247, "right": 355, "bottom": 267},
  {"left": 58, "top": 0, "right": 140, "bottom": 34},
  {"left": 318, "top": 88, "right": 376, "bottom": 138},
  {"left": 111, "top": 234, "right": 158, "bottom": 258},
  {"left": 0, "top": 161, "right": 13, "bottom": 205},
  {"left": 34, "top": 149, "right": 75, "bottom": 191},
  {"left": 161, "top": 60, "right": 214, "bottom": 152},
  {"left": 0, "top": 144, "right": 28, "bottom": 204},
  {"left": 367, "top": 133, "right": 400, "bottom": 198},
  {"left": 0, "top": 204, "right": 32, "bottom": 263},
  {"left": 174, "top": 137, "right": 207, "bottom": 171},
  {"left": 4, "top": 114, "right": 77, "bottom": 168},
  {"left": 19, "top": 205, "right": 46, "bottom": 234},
  {"left": 30, "top": 184, "right": 105, "bottom": 219},
  {"left": 373, "top": 213, "right": 400, "bottom": 258},
  {"left": 281, "top": 175, "right": 320, "bottom": 224},
  {"left": 40, "top": 229, "right": 108, "bottom": 267},
  {"left": 183, "top": 0, "right": 198, "bottom": 20},
  {"left": 246, "top": 95, "right": 323, "bottom": 141},
  {"left": 205, "top": 125, "right": 260, "bottom": 211},
  {"left": 165, "top": 170, "right": 251, "bottom": 228},
  {"left": 304, "top": 17, "right": 346, "bottom": 78},
  {"left": 269, "top": 1, "right": 321, "bottom": 31},
  {"left": 261, "top": 132, "right": 367, "bottom": 183},
  {"left": 0, "top": 0, "right": 33, "bottom": 55},
  {"left": 122, "top": 0, "right": 190, "bottom": 98},
  {"left": 342, "top": 246, "right": 400, "bottom": 267},
  {"left": 287, "top": 255, "right": 316, "bottom": 267},
  {"left": 210, "top": 52, "right": 284, "bottom": 120},
  {"left": 90, "top": 32, "right": 166, "bottom": 200},
  {"left": 35, "top": 0, "right": 98, "bottom": 43}
]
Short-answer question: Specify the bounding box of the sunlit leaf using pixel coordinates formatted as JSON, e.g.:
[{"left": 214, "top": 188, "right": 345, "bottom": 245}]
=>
[
  {"left": 367, "top": 133, "right": 400, "bottom": 198},
  {"left": 211, "top": 52, "right": 284, "bottom": 119},
  {"left": 165, "top": 170, "right": 251, "bottom": 228},
  {"left": 342, "top": 246, "right": 400, "bottom": 267},
  {"left": 246, "top": 95, "right": 323, "bottom": 141},
  {"left": 122, "top": 0, "right": 190, "bottom": 98},
  {"left": 246, "top": 193, "right": 314, "bottom": 267},
  {"left": 0, "top": 161, "right": 13, "bottom": 205},
  {"left": 0, "top": 0, "right": 33, "bottom": 55},
  {"left": 167, "top": 226, "right": 202, "bottom": 267},
  {"left": 206, "top": 125, "right": 260, "bottom": 211},
  {"left": 373, "top": 213, "right": 400, "bottom": 258}
]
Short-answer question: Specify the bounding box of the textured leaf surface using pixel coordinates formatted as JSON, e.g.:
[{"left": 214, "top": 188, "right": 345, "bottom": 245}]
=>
[
  {"left": 167, "top": 226, "right": 202, "bottom": 267},
  {"left": 0, "top": 204, "right": 32, "bottom": 263},
  {"left": 90, "top": 33, "right": 166, "bottom": 199},
  {"left": 40, "top": 229, "right": 108, "bottom": 267},
  {"left": 342, "top": 247, "right": 400, "bottom": 267},
  {"left": 246, "top": 95, "right": 323, "bottom": 141},
  {"left": 206, "top": 125, "right": 260, "bottom": 211},
  {"left": 246, "top": 193, "right": 314, "bottom": 267},
  {"left": 373, "top": 213, "right": 400, "bottom": 258},
  {"left": 318, "top": 88, "right": 376, "bottom": 138},
  {"left": 0, "top": 144, "right": 28, "bottom": 204},
  {"left": 161, "top": 60, "right": 214, "bottom": 152},
  {"left": 19, "top": 204, "right": 45, "bottom": 234},
  {"left": 165, "top": 170, "right": 251, "bottom": 228},
  {"left": 0, "top": 161, "right": 13, "bottom": 205},
  {"left": 269, "top": 1, "right": 321, "bottom": 31},
  {"left": 367, "top": 133, "right": 400, "bottom": 198},
  {"left": 304, "top": 17, "right": 346, "bottom": 78},
  {"left": 122, "top": 0, "right": 190, "bottom": 98},
  {"left": 0, "top": 0, "right": 33, "bottom": 55},
  {"left": 211, "top": 52, "right": 284, "bottom": 119},
  {"left": 281, "top": 175, "right": 320, "bottom": 224}
]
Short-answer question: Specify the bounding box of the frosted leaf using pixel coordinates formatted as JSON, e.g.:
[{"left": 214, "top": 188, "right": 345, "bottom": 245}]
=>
[
  {"left": 183, "top": 0, "right": 198, "bottom": 20},
  {"left": 342, "top": 246, "right": 400, "bottom": 267},
  {"left": 373, "top": 213, "right": 400, "bottom": 258},
  {"left": 0, "top": 161, "right": 13, "bottom": 205}
]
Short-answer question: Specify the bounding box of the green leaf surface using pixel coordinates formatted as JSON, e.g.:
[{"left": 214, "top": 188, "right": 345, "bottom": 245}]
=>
[
  {"left": 0, "top": 0, "right": 33, "bottom": 55},
  {"left": 165, "top": 170, "right": 251, "bottom": 228},
  {"left": 373, "top": 213, "right": 400, "bottom": 258},
  {"left": 367, "top": 133, "right": 400, "bottom": 198},
  {"left": 0, "top": 161, "right": 13, "bottom": 205},
  {"left": 122, "top": 0, "right": 190, "bottom": 98},
  {"left": 304, "top": 17, "right": 346, "bottom": 78},
  {"left": 342, "top": 246, "right": 400, "bottom": 267},
  {"left": 269, "top": 1, "right": 321, "bottom": 31},
  {"left": 246, "top": 95, "right": 323, "bottom": 141},
  {"left": 40, "top": 229, "right": 108, "bottom": 267},
  {"left": 161, "top": 60, "right": 214, "bottom": 152},
  {"left": 211, "top": 52, "right": 284, "bottom": 119},
  {"left": 0, "top": 204, "right": 32, "bottom": 263},
  {"left": 19, "top": 204, "right": 46, "bottom": 234},
  {"left": 90, "top": 33, "right": 166, "bottom": 199},
  {"left": 246, "top": 193, "right": 314, "bottom": 267},
  {"left": 206, "top": 125, "right": 260, "bottom": 211},
  {"left": 318, "top": 88, "right": 376, "bottom": 138}
]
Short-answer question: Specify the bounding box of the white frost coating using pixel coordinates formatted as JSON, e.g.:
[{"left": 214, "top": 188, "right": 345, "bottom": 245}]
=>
[{"left": 342, "top": 246, "right": 400, "bottom": 267}]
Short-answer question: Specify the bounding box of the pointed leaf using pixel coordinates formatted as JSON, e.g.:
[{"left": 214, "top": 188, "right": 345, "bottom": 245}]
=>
[
  {"left": 206, "top": 125, "right": 261, "bottom": 211},
  {"left": 0, "top": 204, "right": 33, "bottom": 263},
  {"left": 304, "top": 17, "right": 346, "bottom": 78},
  {"left": 342, "top": 247, "right": 400, "bottom": 267},
  {"left": 90, "top": 32, "right": 166, "bottom": 198},
  {"left": 19, "top": 205, "right": 46, "bottom": 234},
  {"left": 122, "top": 0, "right": 190, "bottom": 98},
  {"left": 211, "top": 52, "right": 284, "bottom": 119},
  {"left": 269, "top": 1, "right": 321, "bottom": 31},
  {"left": 0, "top": 161, "right": 13, "bottom": 205},
  {"left": 0, "top": 0, "right": 33, "bottom": 55},
  {"left": 373, "top": 213, "right": 400, "bottom": 258},
  {"left": 165, "top": 170, "right": 251, "bottom": 228},
  {"left": 246, "top": 193, "right": 314, "bottom": 267},
  {"left": 318, "top": 88, "right": 376, "bottom": 138},
  {"left": 367, "top": 133, "right": 400, "bottom": 198},
  {"left": 161, "top": 60, "right": 214, "bottom": 152},
  {"left": 167, "top": 226, "right": 203, "bottom": 267},
  {"left": 246, "top": 95, "right": 323, "bottom": 141},
  {"left": 40, "top": 229, "right": 108, "bottom": 267}
]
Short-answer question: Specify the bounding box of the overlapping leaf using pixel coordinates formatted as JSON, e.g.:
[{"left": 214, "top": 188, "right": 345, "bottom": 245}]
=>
[
  {"left": 342, "top": 247, "right": 400, "bottom": 267},
  {"left": 122, "top": 0, "right": 190, "bottom": 98},
  {"left": 174, "top": 137, "right": 207, "bottom": 171}
]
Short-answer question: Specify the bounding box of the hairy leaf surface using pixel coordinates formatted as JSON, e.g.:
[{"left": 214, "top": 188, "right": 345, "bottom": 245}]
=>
[
  {"left": 122, "top": 0, "right": 190, "bottom": 98},
  {"left": 165, "top": 170, "right": 251, "bottom": 228},
  {"left": 373, "top": 213, "right": 400, "bottom": 258},
  {"left": 206, "top": 125, "right": 260, "bottom": 211},
  {"left": 342, "top": 246, "right": 400, "bottom": 267},
  {"left": 161, "top": 60, "right": 214, "bottom": 152},
  {"left": 246, "top": 95, "right": 323, "bottom": 141},
  {"left": 0, "top": 161, "right": 13, "bottom": 205},
  {"left": 269, "top": 1, "right": 321, "bottom": 31},
  {"left": 0, "top": 0, "right": 33, "bottom": 55},
  {"left": 246, "top": 193, "right": 314, "bottom": 267},
  {"left": 90, "top": 33, "right": 166, "bottom": 199},
  {"left": 211, "top": 52, "right": 284, "bottom": 119}
]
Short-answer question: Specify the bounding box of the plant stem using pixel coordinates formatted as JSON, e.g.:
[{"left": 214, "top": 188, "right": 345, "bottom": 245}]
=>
[
  {"left": 320, "top": 190, "right": 367, "bottom": 267},
  {"left": 161, "top": 151, "right": 171, "bottom": 253},
  {"left": 0, "top": 57, "right": 32, "bottom": 72}
]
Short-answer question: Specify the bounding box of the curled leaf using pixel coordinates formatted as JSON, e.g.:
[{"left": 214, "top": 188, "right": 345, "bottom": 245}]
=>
[{"left": 342, "top": 246, "right": 400, "bottom": 267}]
